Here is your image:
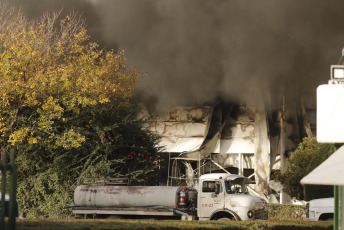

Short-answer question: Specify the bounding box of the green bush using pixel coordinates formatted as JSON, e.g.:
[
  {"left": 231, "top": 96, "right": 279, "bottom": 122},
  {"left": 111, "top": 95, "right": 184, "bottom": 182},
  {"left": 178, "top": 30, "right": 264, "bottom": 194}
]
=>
[
  {"left": 268, "top": 203, "right": 306, "bottom": 221},
  {"left": 276, "top": 137, "right": 335, "bottom": 200}
]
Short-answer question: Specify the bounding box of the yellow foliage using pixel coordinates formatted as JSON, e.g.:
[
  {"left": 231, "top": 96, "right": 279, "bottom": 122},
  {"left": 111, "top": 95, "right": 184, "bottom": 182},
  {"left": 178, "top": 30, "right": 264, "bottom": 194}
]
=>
[
  {"left": 28, "top": 137, "right": 38, "bottom": 144},
  {"left": 55, "top": 129, "right": 86, "bottom": 149},
  {"left": 8, "top": 128, "right": 30, "bottom": 145},
  {"left": 0, "top": 5, "right": 141, "bottom": 149}
]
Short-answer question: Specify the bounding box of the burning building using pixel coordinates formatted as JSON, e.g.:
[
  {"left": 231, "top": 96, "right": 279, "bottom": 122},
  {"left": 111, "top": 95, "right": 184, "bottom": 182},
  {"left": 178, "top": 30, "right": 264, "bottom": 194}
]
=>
[
  {"left": 143, "top": 94, "right": 316, "bottom": 203},
  {"left": 9, "top": 0, "right": 342, "bottom": 203}
]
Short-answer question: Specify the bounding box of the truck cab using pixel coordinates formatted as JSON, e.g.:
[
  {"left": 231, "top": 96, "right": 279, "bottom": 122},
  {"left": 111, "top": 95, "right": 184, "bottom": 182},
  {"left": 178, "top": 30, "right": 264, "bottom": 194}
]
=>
[{"left": 197, "top": 173, "right": 268, "bottom": 220}]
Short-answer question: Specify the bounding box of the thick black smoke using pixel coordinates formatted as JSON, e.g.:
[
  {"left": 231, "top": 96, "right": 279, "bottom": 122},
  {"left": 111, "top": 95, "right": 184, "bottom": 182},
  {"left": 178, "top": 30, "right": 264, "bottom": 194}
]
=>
[{"left": 4, "top": 0, "right": 344, "bottom": 111}]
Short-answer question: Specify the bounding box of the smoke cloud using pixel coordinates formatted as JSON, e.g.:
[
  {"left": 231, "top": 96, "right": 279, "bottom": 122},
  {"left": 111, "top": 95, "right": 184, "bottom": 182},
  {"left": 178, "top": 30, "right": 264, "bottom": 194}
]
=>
[{"left": 4, "top": 0, "right": 344, "bottom": 111}]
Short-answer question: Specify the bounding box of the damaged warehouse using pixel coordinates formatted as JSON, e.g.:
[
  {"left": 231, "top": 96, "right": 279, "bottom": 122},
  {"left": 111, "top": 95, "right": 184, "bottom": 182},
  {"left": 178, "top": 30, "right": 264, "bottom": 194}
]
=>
[
  {"left": 10, "top": 0, "right": 338, "bottom": 205},
  {"left": 144, "top": 96, "right": 315, "bottom": 204}
]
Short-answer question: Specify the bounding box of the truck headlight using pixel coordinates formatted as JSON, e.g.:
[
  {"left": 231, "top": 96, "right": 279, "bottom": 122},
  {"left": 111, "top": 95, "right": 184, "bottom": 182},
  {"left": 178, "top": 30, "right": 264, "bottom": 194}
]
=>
[{"left": 247, "top": 210, "right": 254, "bottom": 218}]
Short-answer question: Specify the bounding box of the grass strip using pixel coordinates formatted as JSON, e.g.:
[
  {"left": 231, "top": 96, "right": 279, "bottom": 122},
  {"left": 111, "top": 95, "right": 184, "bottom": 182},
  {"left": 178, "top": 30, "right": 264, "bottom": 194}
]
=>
[{"left": 16, "top": 219, "right": 333, "bottom": 230}]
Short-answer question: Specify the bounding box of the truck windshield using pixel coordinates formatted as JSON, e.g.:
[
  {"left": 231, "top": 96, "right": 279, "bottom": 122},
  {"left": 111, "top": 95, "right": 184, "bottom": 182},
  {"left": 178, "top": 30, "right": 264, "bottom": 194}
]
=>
[{"left": 225, "top": 178, "right": 248, "bottom": 194}]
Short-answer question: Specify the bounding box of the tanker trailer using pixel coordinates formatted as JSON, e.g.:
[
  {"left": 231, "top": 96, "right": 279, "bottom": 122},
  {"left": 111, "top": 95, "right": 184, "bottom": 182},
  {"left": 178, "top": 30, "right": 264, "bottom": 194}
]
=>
[
  {"left": 71, "top": 174, "right": 268, "bottom": 221},
  {"left": 72, "top": 178, "right": 197, "bottom": 219}
]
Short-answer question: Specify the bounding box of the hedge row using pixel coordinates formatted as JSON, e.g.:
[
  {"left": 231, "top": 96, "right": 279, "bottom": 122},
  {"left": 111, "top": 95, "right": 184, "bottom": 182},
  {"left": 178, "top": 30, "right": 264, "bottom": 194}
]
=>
[{"left": 268, "top": 203, "right": 307, "bottom": 221}]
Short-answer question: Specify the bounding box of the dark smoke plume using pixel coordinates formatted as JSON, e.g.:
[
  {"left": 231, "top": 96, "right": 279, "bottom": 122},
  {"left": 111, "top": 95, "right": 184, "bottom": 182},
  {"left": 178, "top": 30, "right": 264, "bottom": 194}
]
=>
[{"left": 4, "top": 0, "right": 344, "bottom": 111}]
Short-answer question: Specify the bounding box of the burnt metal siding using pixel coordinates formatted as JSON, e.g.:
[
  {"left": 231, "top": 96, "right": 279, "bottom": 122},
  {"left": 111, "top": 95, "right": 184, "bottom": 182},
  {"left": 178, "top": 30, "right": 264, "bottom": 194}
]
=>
[{"left": 149, "top": 106, "right": 213, "bottom": 152}]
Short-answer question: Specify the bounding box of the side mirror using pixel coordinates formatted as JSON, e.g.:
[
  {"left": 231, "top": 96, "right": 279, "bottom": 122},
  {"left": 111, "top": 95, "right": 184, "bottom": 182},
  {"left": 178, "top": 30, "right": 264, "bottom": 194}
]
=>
[{"left": 214, "top": 183, "right": 221, "bottom": 195}]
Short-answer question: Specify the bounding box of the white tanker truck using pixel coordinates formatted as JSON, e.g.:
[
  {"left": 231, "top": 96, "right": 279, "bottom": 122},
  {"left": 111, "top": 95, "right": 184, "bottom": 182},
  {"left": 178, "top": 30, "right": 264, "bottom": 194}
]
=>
[{"left": 71, "top": 173, "right": 268, "bottom": 221}]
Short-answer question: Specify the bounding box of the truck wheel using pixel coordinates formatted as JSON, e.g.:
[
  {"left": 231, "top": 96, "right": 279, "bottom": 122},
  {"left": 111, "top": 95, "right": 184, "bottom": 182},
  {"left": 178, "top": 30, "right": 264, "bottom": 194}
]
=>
[
  {"left": 319, "top": 213, "right": 333, "bottom": 221},
  {"left": 217, "top": 217, "right": 231, "bottom": 221}
]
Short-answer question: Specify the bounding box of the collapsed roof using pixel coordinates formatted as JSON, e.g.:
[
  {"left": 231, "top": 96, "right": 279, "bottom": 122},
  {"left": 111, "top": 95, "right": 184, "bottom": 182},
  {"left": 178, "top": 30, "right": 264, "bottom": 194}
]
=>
[{"left": 148, "top": 105, "right": 269, "bottom": 156}]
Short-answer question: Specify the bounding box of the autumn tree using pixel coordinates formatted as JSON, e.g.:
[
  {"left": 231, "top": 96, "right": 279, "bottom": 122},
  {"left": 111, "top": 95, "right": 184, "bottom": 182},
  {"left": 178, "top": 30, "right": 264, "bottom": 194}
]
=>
[
  {"left": 0, "top": 6, "right": 137, "bottom": 149},
  {"left": 0, "top": 5, "right": 161, "bottom": 217}
]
